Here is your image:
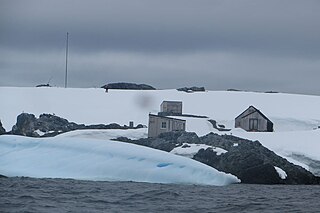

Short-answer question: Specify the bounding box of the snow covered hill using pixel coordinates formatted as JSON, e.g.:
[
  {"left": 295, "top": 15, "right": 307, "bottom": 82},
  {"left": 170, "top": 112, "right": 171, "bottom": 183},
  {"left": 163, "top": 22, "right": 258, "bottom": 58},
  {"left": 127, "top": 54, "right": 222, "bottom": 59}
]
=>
[{"left": 1, "top": 87, "right": 320, "bottom": 177}]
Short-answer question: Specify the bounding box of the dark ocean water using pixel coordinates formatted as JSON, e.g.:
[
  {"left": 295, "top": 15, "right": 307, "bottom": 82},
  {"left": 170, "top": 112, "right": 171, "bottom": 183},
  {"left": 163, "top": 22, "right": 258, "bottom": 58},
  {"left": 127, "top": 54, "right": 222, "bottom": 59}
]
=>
[{"left": 1, "top": 177, "right": 320, "bottom": 213}]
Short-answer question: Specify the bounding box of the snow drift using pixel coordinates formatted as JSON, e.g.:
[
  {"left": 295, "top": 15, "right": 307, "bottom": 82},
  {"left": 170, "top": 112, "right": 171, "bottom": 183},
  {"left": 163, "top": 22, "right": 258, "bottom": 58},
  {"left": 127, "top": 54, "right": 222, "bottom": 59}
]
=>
[{"left": 0, "top": 135, "right": 239, "bottom": 186}]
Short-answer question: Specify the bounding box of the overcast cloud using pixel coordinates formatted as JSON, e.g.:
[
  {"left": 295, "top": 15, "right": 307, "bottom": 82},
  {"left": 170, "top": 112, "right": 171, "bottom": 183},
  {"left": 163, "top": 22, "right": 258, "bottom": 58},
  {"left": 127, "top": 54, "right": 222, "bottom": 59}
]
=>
[{"left": 1, "top": 0, "right": 320, "bottom": 94}]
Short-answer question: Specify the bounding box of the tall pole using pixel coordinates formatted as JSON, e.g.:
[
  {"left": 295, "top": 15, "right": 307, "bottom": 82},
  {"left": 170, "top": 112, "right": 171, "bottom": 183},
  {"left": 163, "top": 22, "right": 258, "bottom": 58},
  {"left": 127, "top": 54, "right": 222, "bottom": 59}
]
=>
[{"left": 65, "top": 32, "right": 69, "bottom": 88}]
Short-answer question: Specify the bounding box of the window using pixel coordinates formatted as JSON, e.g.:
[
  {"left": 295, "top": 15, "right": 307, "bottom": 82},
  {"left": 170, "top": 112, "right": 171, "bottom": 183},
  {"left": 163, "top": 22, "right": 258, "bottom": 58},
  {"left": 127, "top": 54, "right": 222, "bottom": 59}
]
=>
[
  {"left": 249, "top": 119, "right": 258, "bottom": 131},
  {"left": 161, "top": 121, "right": 167, "bottom": 129}
]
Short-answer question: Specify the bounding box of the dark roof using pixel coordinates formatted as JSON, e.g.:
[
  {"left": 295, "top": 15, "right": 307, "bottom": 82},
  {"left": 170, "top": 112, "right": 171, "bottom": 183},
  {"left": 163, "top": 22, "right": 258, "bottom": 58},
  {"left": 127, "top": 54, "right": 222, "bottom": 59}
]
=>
[
  {"left": 149, "top": 114, "right": 186, "bottom": 122},
  {"left": 235, "top": 106, "right": 273, "bottom": 123}
]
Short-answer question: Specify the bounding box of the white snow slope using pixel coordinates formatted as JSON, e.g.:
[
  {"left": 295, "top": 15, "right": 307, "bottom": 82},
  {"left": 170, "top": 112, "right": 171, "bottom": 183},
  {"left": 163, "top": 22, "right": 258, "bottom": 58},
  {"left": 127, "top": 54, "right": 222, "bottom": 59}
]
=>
[
  {"left": 1, "top": 87, "right": 320, "bottom": 177},
  {"left": 0, "top": 134, "right": 239, "bottom": 186}
]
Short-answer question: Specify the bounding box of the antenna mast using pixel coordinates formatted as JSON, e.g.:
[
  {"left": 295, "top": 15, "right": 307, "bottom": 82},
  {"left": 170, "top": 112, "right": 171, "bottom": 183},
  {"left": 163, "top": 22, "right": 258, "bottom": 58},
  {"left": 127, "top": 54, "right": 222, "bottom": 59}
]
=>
[{"left": 64, "top": 32, "right": 69, "bottom": 88}]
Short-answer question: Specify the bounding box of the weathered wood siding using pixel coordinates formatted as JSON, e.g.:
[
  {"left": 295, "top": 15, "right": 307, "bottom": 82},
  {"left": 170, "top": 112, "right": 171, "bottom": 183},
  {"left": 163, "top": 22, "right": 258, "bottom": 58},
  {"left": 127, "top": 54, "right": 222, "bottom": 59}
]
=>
[
  {"left": 235, "top": 106, "right": 273, "bottom": 132},
  {"left": 148, "top": 115, "right": 186, "bottom": 138},
  {"left": 160, "top": 101, "right": 182, "bottom": 115},
  {"left": 235, "top": 111, "right": 268, "bottom": 131}
]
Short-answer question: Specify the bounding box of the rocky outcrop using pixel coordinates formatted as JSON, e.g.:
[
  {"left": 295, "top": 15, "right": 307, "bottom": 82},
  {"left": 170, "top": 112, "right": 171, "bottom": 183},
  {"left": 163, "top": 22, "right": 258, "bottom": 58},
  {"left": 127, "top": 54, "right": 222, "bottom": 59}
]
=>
[
  {"left": 102, "top": 82, "right": 156, "bottom": 90},
  {"left": 114, "top": 131, "right": 320, "bottom": 184},
  {"left": 36, "top": 83, "right": 51, "bottom": 87},
  {"left": 0, "top": 120, "right": 6, "bottom": 135},
  {"left": 195, "top": 133, "right": 319, "bottom": 184},
  {"left": 10, "top": 113, "right": 145, "bottom": 137},
  {"left": 114, "top": 131, "right": 200, "bottom": 152},
  {"left": 207, "top": 119, "right": 231, "bottom": 131},
  {"left": 11, "top": 113, "right": 81, "bottom": 137},
  {"left": 11, "top": 113, "right": 38, "bottom": 137},
  {"left": 177, "top": 86, "right": 205, "bottom": 93}
]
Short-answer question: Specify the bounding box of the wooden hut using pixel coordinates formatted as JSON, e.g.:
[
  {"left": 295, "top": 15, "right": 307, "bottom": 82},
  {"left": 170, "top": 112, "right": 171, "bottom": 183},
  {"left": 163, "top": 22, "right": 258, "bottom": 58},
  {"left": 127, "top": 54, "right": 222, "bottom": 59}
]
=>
[
  {"left": 148, "top": 114, "right": 186, "bottom": 138},
  {"left": 159, "top": 101, "right": 183, "bottom": 116},
  {"left": 235, "top": 106, "right": 273, "bottom": 132}
]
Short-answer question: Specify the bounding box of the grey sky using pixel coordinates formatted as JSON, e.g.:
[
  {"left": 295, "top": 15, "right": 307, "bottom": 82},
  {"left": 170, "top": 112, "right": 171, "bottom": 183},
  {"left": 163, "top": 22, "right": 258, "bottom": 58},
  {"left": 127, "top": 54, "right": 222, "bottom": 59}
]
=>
[{"left": 1, "top": 0, "right": 320, "bottom": 94}]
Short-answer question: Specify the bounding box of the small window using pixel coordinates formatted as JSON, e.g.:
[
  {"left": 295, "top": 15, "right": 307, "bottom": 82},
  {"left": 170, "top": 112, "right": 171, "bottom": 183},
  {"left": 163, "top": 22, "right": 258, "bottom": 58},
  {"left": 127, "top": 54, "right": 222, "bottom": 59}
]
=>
[{"left": 161, "top": 121, "right": 167, "bottom": 129}]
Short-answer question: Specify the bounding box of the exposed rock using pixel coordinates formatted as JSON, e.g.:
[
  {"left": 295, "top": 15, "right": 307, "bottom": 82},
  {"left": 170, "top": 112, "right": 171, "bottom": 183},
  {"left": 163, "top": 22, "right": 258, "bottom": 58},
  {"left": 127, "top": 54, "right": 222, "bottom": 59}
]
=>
[
  {"left": 11, "top": 113, "right": 38, "bottom": 137},
  {"left": 114, "top": 131, "right": 197, "bottom": 152},
  {"left": 0, "top": 120, "right": 6, "bottom": 135},
  {"left": 177, "top": 86, "right": 205, "bottom": 93},
  {"left": 114, "top": 131, "right": 320, "bottom": 184},
  {"left": 194, "top": 133, "right": 319, "bottom": 184},
  {"left": 241, "top": 163, "right": 281, "bottom": 184},
  {"left": 207, "top": 120, "right": 231, "bottom": 132},
  {"left": 36, "top": 83, "right": 51, "bottom": 87},
  {"left": 265, "top": 91, "right": 279, "bottom": 93},
  {"left": 175, "top": 132, "right": 201, "bottom": 144},
  {"left": 0, "top": 174, "right": 7, "bottom": 178},
  {"left": 182, "top": 144, "right": 191, "bottom": 148},
  {"left": 227, "top": 89, "right": 243, "bottom": 92},
  {"left": 10, "top": 113, "right": 145, "bottom": 137},
  {"left": 101, "top": 82, "right": 156, "bottom": 91},
  {"left": 200, "top": 133, "right": 236, "bottom": 150}
]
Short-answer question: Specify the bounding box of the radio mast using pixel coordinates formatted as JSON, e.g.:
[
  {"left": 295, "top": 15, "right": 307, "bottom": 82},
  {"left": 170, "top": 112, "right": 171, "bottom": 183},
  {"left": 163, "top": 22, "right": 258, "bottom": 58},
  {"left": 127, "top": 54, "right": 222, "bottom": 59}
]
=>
[{"left": 64, "top": 32, "right": 69, "bottom": 88}]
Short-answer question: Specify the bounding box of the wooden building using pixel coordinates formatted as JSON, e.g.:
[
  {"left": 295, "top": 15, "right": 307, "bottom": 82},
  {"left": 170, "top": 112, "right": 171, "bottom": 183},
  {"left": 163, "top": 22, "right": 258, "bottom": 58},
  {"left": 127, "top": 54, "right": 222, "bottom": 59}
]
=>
[
  {"left": 148, "top": 114, "right": 186, "bottom": 138},
  {"left": 235, "top": 106, "right": 273, "bottom": 132},
  {"left": 159, "top": 101, "right": 183, "bottom": 116}
]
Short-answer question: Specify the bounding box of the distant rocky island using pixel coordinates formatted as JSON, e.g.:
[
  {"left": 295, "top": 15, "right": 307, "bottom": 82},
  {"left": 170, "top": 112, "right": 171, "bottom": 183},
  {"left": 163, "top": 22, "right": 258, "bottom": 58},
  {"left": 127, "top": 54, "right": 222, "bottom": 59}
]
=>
[
  {"left": 101, "top": 82, "right": 156, "bottom": 91},
  {"left": 177, "top": 86, "right": 205, "bottom": 93}
]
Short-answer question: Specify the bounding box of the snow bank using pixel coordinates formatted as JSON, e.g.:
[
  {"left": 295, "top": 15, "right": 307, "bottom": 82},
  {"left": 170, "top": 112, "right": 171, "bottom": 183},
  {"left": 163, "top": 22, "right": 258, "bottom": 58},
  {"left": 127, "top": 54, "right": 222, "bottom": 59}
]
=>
[
  {"left": 171, "top": 143, "right": 227, "bottom": 158},
  {"left": 57, "top": 128, "right": 148, "bottom": 141},
  {"left": 274, "top": 166, "right": 287, "bottom": 180},
  {"left": 0, "top": 135, "right": 239, "bottom": 186},
  {"left": 232, "top": 129, "right": 320, "bottom": 164}
]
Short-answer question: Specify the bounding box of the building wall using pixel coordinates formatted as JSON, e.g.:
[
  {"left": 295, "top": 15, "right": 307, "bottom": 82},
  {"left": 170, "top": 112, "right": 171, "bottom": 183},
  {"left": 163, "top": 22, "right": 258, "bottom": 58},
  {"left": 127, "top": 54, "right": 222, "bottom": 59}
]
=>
[
  {"left": 148, "top": 115, "right": 186, "bottom": 138},
  {"left": 160, "top": 102, "right": 182, "bottom": 114},
  {"left": 235, "top": 111, "right": 268, "bottom": 132},
  {"left": 238, "top": 106, "right": 256, "bottom": 118}
]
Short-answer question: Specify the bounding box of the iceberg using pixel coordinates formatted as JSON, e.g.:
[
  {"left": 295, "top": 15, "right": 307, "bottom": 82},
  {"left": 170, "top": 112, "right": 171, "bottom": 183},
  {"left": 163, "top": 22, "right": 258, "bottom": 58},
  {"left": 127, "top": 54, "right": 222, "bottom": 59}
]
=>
[{"left": 0, "top": 135, "right": 239, "bottom": 186}]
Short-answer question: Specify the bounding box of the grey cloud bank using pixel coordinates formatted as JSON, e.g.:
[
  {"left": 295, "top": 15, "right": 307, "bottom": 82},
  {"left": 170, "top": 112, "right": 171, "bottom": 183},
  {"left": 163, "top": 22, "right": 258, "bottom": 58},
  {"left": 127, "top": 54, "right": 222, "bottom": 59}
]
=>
[{"left": 1, "top": 0, "right": 320, "bottom": 95}]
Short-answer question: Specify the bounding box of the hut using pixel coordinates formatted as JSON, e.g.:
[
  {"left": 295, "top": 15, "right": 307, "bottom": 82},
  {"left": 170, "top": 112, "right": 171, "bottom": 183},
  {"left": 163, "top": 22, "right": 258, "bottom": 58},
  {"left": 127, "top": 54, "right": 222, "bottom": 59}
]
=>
[
  {"left": 158, "top": 101, "right": 183, "bottom": 116},
  {"left": 148, "top": 114, "right": 186, "bottom": 138},
  {"left": 235, "top": 106, "right": 273, "bottom": 132}
]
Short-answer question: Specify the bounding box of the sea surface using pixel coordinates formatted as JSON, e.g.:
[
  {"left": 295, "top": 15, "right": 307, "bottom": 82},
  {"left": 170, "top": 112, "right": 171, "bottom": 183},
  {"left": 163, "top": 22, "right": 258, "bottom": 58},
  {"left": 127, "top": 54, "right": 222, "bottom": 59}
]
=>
[{"left": 1, "top": 177, "right": 320, "bottom": 213}]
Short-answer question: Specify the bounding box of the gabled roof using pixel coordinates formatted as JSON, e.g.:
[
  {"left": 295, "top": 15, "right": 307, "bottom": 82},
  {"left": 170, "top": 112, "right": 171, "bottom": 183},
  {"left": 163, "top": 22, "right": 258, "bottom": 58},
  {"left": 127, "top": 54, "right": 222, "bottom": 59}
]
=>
[
  {"left": 149, "top": 114, "right": 186, "bottom": 122},
  {"left": 235, "top": 106, "right": 273, "bottom": 123}
]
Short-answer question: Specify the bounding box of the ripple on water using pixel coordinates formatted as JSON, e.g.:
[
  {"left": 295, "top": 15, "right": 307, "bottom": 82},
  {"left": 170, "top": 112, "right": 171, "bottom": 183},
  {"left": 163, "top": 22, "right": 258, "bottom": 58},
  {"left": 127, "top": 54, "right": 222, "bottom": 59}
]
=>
[{"left": 1, "top": 177, "right": 320, "bottom": 213}]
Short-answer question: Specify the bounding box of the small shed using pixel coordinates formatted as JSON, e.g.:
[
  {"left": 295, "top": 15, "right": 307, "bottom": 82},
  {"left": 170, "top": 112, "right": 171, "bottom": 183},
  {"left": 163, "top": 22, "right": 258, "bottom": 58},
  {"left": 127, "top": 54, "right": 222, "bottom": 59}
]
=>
[
  {"left": 148, "top": 114, "right": 186, "bottom": 138},
  {"left": 159, "top": 101, "right": 183, "bottom": 116},
  {"left": 235, "top": 106, "right": 273, "bottom": 132}
]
